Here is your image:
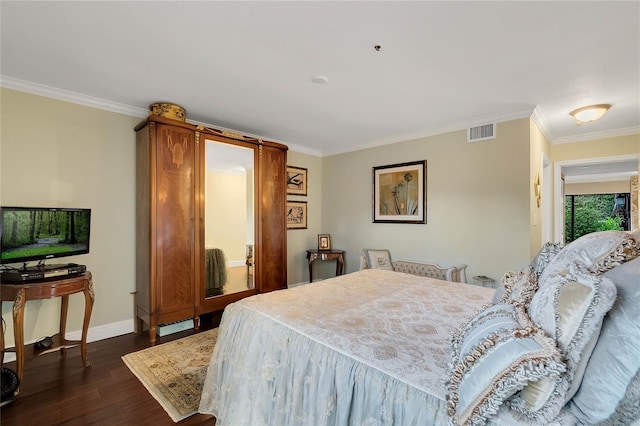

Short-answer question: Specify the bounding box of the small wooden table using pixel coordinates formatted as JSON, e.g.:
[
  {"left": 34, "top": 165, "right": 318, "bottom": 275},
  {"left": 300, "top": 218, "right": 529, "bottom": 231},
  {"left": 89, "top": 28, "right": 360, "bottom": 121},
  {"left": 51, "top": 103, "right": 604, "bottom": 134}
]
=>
[
  {"left": 306, "top": 250, "right": 345, "bottom": 283},
  {"left": 0, "top": 272, "right": 94, "bottom": 383}
]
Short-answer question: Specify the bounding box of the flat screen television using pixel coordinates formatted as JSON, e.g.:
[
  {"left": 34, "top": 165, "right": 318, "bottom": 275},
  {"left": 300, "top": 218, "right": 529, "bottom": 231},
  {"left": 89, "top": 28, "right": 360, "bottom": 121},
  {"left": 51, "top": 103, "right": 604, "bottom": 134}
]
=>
[{"left": 1, "top": 207, "right": 91, "bottom": 265}]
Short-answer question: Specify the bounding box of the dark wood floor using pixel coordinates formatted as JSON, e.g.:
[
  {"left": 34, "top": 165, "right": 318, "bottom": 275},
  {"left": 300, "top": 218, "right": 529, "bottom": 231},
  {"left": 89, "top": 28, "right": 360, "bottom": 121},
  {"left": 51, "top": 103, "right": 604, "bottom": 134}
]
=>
[{"left": 1, "top": 316, "right": 220, "bottom": 426}]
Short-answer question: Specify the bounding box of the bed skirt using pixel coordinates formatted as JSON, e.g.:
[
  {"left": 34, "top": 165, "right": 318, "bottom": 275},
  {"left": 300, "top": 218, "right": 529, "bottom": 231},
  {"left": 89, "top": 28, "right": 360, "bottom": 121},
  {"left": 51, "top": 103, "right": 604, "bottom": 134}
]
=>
[{"left": 198, "top": 304, "right": 451, "bottom": 425}]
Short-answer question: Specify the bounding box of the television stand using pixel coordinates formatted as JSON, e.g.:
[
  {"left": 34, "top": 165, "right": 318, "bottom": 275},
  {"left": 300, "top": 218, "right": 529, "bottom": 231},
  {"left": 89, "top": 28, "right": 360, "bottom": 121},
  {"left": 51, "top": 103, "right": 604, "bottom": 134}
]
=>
[
  {"left": 0, "top": 272, "right": 94, "bottom": 384},
  {"left": 1, "top": 263, "right": 86, "bottom": 283}
]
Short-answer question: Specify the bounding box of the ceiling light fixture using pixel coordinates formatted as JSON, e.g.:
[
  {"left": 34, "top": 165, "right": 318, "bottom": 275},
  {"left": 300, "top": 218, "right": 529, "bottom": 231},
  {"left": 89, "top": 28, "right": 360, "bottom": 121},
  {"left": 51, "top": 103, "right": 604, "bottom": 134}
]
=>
[{"left": 569, "top": 104, "right": 611, "bottom": 125}]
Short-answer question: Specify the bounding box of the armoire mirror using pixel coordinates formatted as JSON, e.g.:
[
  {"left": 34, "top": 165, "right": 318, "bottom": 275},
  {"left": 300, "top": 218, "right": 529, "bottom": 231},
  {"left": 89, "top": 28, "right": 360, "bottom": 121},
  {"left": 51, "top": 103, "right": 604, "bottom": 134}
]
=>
[{"left": 203, "top": 138, "right": 255, "bottom": 298}]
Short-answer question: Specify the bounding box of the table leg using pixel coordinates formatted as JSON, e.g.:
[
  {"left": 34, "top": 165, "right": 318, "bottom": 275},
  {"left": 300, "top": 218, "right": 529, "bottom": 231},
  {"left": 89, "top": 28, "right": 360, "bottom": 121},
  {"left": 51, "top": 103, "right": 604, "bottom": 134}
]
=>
[
  {"left": 308, "top": 259, "right": 314, "bottom": 283},
  {"left": 12, "top": 289, "right": 26, "bottom": 383},
  {"left": 60, "top": 295, "right": 69, "bottom": 355},
  {"left": 337, "top": 255, "right": 345, "bottom": 275},
  {"left": 1, "top": 313, "right": 5, "bottom": 367},
  {"left": 81, "top": 277, "right": 95, "bottom": 367}
]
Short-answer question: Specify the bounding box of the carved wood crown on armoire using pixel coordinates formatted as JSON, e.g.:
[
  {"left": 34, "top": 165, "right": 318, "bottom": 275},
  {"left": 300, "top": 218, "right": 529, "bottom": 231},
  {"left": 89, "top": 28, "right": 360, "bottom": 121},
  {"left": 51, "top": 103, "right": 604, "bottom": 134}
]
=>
[{"left": 135, "top": 103, "right": 288, "bottom": 344}]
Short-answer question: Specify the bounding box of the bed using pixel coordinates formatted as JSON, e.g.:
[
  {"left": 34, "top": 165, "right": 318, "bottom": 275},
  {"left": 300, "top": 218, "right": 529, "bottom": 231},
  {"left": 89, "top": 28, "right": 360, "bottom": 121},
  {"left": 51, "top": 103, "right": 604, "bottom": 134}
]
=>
[{"left": 199, "top": 230, "right": 640, "bottom": 426}]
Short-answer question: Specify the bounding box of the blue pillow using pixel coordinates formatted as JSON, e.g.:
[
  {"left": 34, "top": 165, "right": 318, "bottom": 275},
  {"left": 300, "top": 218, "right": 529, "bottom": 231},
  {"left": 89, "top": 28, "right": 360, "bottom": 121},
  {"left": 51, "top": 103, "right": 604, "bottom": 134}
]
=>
[
  {"left": 569, "top": 257, "right": 640, "bottom": 424},
  {"left": 447, "top": 303, "right": 566, "bottom": 425}
]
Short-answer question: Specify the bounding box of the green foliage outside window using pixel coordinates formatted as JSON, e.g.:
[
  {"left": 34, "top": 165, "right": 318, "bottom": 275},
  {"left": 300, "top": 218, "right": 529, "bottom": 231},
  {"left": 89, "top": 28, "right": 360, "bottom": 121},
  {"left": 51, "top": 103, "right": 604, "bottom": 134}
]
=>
[{"left": 565, "top": 194, "right": 623, "bottom": 243}]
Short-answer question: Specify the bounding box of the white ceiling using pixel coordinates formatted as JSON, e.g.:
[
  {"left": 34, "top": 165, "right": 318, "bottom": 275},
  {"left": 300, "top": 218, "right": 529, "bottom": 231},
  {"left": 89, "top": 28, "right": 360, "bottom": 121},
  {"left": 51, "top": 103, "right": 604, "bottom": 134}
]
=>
[{"left": 1, "top": 1, "right": 639, "bottom": 158}]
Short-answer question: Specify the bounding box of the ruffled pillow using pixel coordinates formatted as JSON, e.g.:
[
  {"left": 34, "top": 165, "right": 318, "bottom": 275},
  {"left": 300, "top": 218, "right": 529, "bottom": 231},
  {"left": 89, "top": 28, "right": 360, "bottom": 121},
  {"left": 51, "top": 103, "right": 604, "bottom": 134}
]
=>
[
  {"left": 496, "top": 266, "right": 538, "bottom": 305},
  {"left": 520, "top": 262, "right": 617, "bottom": 419},
  {"left": 539, "top": 230, "right": 640, "bottom": 284},
  {"left": 446, "top": 303, "right": 566, "bottom": 426},
  {"left": 531, "top": 242, "right": 563, "bottom": 276},
  {"left": 362, "top": 248, "right": 394, "bottom": 270}
]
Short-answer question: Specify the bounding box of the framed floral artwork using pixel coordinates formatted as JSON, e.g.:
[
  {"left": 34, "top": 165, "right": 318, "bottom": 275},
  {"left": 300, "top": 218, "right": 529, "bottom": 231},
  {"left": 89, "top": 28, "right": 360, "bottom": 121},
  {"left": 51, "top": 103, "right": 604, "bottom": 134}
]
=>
[{"left": 373, "top": 160, "right": 427, "bottom": 224}]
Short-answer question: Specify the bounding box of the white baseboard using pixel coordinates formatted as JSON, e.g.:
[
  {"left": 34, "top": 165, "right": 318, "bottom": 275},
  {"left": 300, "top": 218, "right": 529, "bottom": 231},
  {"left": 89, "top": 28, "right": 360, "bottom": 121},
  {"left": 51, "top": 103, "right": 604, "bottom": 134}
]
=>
[
  {"left": 287, "top": 281, "right": 311, "bottom": 288},
  {"left": 1, "top": 319, "right": 134, "bottom": 364}
]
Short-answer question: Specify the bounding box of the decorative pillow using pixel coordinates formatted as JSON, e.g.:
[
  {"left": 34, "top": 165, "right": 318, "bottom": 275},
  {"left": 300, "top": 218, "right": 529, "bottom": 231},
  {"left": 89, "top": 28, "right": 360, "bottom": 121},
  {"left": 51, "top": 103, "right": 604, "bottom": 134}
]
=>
[
  {"left": 362, "top": 248, "right": 394, "bottom": 271},
  {"left": 446, "top": 303, "right": 566, "bottom": 426},
  {"left": 496, "top": 266, "right": 538, "bottom": 305},
  {"left": 530, "top": 242, "right": 563, "bottom": 276},
  {"left": 602, "top": 369, "right": 640, "bottom": 426},
  {"left": 524, "top": 262, "right": 617, "bottom": 414},
  {"left": 539, "top": 230, "right": 640, "bottom": 284},
  {"left": 490, "top": 283, "right": 505, "bottom": 304},
  {"left": 569, "top": 256, "right": 640, "bottom": 425}
]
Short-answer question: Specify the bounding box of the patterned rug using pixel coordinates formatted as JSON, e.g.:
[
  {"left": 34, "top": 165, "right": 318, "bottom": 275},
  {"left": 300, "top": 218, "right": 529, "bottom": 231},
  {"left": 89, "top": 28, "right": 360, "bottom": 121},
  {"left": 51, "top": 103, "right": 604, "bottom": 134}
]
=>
[{"left": 122, "top": 328, "right": 218, "bottom": 422}]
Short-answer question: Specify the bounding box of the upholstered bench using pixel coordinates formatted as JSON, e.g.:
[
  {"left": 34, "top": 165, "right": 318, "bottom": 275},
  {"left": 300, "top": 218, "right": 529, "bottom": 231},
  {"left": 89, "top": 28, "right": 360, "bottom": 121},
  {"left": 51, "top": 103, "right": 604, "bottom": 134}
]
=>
[{"left": 359, "top": 254, "right": 467, "bottom": 283}]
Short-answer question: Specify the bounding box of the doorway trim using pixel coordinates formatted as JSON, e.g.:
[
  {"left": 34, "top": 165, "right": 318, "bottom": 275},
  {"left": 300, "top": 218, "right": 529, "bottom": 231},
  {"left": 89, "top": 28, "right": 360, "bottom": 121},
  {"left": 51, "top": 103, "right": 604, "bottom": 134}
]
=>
[{"left": 541, "top": 153, "right": 553, "bottom": 243}]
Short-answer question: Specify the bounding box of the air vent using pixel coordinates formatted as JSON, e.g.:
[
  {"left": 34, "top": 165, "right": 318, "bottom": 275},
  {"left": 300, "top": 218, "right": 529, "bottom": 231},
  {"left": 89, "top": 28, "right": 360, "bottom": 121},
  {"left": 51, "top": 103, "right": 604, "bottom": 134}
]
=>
[{"left": 467, "top": 124, "right": 496, "bottom": 142}]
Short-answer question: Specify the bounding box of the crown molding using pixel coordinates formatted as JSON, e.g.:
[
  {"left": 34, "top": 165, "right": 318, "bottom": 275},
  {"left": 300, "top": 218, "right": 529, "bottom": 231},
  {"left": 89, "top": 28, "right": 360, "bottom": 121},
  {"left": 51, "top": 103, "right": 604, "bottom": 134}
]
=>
[
  {"left": 1, "top": 75, "right": 148, "bottom": 118},
  {"left": 552, "top": 126, "right": 640, "bottom": 145},
  {"left": 326, "top": 107, "right": 537, "bottom": 156},
  {"left": 2, "top": 76, "right": 322, "bottom": 156},
  {"left": 3, "top": 76, "right": 635, "bottom": 156},
  {"left": 530, "top": 106, "right": 554, "bottom": 143}
]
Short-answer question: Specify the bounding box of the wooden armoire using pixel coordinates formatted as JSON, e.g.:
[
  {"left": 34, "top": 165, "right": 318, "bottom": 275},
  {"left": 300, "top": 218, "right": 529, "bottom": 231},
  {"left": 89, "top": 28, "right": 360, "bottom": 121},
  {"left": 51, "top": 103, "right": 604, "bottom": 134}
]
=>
[{"left": 135, "top": 104, "right": 288, "bottom": 344}]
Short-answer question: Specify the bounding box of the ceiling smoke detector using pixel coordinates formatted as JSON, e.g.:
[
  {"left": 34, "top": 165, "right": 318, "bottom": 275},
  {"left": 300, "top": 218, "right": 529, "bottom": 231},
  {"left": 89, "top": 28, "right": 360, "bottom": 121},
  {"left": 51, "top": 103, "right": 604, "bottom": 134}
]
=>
[{"left": 311, "top": 75, "right": 328, "bottom": 84}]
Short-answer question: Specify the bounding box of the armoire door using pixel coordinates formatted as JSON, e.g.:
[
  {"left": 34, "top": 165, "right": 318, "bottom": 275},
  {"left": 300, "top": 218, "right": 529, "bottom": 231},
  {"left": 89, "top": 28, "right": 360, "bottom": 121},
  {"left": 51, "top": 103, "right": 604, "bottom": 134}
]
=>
[
  {"left": 194, "top": 130, "right": 288, "bottom": 316},
  {"left": 155, "top": 123, "right": 196, "bottom": 321},
  {"left": 257, "top": 144, "right": 287, "bottom": 293}
]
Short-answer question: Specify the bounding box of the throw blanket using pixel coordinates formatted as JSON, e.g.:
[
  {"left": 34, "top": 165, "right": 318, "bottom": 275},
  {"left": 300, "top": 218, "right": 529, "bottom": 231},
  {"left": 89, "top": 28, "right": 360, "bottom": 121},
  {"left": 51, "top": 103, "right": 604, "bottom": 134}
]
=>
[{"left": 205, "top": 248, "right": 227, "bottom": 296}]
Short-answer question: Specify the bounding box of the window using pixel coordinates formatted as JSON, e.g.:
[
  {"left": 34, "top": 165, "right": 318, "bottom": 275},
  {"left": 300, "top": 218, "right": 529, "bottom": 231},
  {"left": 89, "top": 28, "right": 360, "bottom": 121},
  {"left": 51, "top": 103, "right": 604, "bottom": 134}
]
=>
[{"left": 565, "top": 193, "right": 630, "bottom": 243}]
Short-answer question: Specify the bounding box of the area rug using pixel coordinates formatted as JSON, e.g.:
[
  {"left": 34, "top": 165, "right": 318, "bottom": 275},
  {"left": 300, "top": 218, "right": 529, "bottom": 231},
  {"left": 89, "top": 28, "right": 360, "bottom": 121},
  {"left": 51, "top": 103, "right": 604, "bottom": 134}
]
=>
[{"left": 122, "top": 328, "right": 218, "bottom": 422}]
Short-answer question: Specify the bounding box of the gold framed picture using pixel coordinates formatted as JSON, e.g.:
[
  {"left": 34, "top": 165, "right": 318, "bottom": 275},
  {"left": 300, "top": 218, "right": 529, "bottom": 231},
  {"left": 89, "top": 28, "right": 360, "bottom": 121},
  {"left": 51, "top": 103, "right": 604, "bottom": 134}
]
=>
[
  {"left": 318, "top": 234, "right": 331, "bottom": 251},
  {"left": 373, "top": 160, "right": 427, "bottom": 224},
  {"left": 286, "top": 200, "right": 307, "bottom": 229},
  {"left": 287, "top": 166, "right": 308, "bottom": 196}
]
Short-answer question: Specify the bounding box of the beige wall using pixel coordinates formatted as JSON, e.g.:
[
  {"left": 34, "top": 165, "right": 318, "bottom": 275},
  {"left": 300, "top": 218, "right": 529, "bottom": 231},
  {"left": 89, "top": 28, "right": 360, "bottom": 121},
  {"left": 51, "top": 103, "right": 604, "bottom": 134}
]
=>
[
  {"left": 1, "top": 88, "right": 139, "bottom": 347},
  {"left": 529, "top": 119, "right": 552, "bottom": 257},
  {"left": 205, "top": 171, "right": 247, "bottom": 262},
  {"left": 551, "top": 134, "right": 639, "bottom": 161},
  {"left": 565, "top": 180, "right": 631, "bottom": 195},
  {"left": 286, "top": 151, "right": 323, "bottom": 284},
  {"left": 320, "top": 118, "right": 532, "bottom": 284}
]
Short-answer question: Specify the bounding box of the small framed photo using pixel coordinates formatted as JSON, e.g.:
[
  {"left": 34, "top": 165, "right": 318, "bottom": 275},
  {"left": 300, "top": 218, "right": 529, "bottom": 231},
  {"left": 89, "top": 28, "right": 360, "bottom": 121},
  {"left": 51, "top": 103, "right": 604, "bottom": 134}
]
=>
[
  {"left": 318, "top": 234, "right": 331, "bottom": 251},
  {"left": 287, "top": 166, "right": 308, "bottom": 196},
  {"left": 286, "top": 200, "right": 307, "bottom": 229},
  {"left": 373, "top": 160, "right": 427, "bottom": 224}
]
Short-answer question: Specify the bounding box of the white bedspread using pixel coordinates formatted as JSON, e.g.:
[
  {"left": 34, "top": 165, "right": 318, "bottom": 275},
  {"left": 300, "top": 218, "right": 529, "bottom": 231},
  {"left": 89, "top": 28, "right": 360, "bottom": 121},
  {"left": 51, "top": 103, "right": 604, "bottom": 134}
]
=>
[{"left": 199, "top": 269, "right": 495, "bottom": 425}]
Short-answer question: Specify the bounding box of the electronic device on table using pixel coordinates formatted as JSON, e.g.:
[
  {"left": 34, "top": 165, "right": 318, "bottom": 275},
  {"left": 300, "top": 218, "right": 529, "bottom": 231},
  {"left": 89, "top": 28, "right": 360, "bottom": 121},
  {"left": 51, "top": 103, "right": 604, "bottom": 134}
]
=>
[{"left": 0, "top": 206, "right": 91, "bottom": 283}]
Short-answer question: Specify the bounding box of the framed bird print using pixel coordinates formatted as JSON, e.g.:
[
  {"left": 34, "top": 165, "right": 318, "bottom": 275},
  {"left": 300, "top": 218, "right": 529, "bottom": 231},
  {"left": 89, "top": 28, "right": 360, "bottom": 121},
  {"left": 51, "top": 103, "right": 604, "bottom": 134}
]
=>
[
  {"left": 287, "top": 166, "right": 308, "bottom": 196},
  {"left": 286, "top": 200, "right": 307, "bottom": 229}
]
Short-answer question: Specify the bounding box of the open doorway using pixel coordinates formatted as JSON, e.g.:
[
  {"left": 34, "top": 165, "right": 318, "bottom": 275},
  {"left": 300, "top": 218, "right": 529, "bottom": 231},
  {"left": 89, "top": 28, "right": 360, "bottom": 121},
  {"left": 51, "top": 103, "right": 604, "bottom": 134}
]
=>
[
  {"left": 554, "top": 154, "right": 638, "bottom": 243},
  {"left": 565, "top": 193, "right": 630, "bottom": 243}
]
